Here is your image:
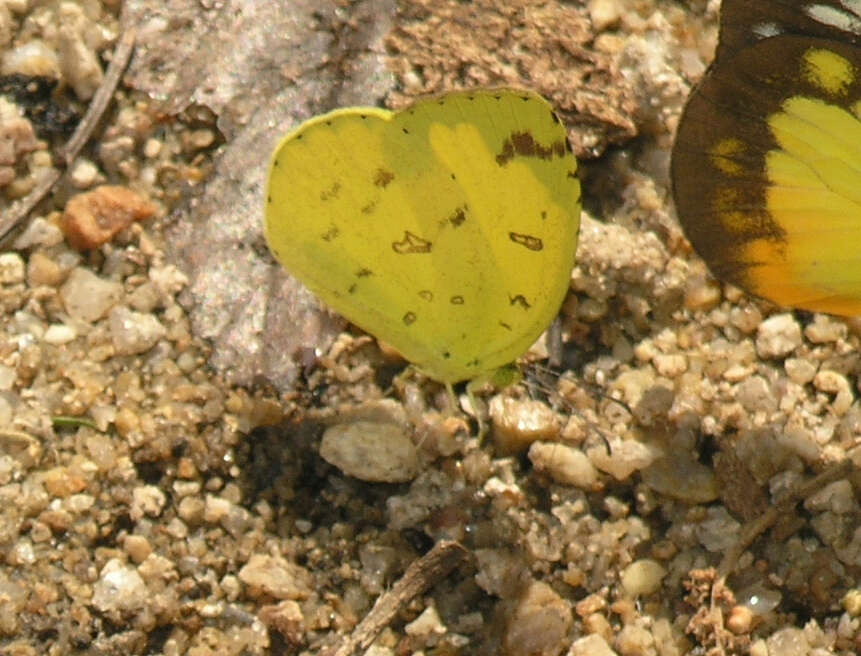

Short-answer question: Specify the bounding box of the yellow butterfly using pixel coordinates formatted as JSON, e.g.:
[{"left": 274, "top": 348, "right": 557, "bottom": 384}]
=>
[
  {"left": 265, "top": 89, "right": 581, "bottom": 387},
  {"left": 672, "top": 0, "right": 861, "bottom": 316}
]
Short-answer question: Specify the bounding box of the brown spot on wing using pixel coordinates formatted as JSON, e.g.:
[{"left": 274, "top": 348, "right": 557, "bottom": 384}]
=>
[
  {"left": 393, "top": 231, "right": 432, "bottom": 254},
  {"left": 497, "top": 132, "right": 567, "bottom": 165},
  {"left": 448, "top": 205, "right": 467, "bottom": 227},
  {"left": 320, "top": 182, "right": 340, "bottom": 201},
  {"left": 510, "top": 294, "right": 531, "bottom": 309},
  {"left": 509, "top": 232, "right": 543, "bottom": 251},
  {"left": 374, "top": 168, "right": 395, "bottom": 187}
]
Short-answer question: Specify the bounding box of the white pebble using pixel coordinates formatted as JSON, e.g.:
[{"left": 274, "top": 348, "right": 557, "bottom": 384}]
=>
[
  {"left": 91, "top": 559, "right": 148, "bottom": 614},
  {"left": 0, "top": 252, "right": 24, "bottom": 283},
  {"left": 765, "top": 627, "right": 809, "bottom": 656},
  {"left": 238, "top": 553, "right": 313, "bottom": 600},
  {"left": 621, "top": 559, "right": 667, "bottom": 597},
  {"left": 1, "top": 39, "right": 59, "bottom": 77},
  {"left": 320, "top": 421, "right": 418, "bottom": 483},
  {"left": 143, "top": 138, "right": 162, "bottom": 158},
  {"left": 528, "top": 442, "right": 600, "bottom": 490},
  {"left": 130, "top": 485, "right": 167, "bottom": 520},
  {"left": 813, "top": 370, "right": 853, "bottom": 415},
  {"left": 69, "top": 158, "right": 101, "bottom": 189},
  {"left": 57, "top": 22, "right": 103, "bottom": 100},
  {"left": 12, "top": 217, "right": 64, "bottom": 249},
  {"left": 0, "top": 364, "right": 15, "bottom": 390},
  {"left": 109, "top": 306, "right": 167, "bottom": 355},
  {"left": 588, "top": 437, "right": 659, "bottom": 481},
  {"left": 785, "top": 357, "right": 816, "bottom": 384},
  {"left": 569, "top": 634, "right": 617, "bottom": 656},
  {"left": 0, "top": 395, "right": 11, "bottom": 426},
  {"left": 43, "top": 323, "right": 77, "bottom": 345},
  {"left": 60, "top": 267, "right": 122, "bottom": 323},
  {"left": 756, "top": 313, "right": 801, "bottom": 359},
  {"left": 404, "top": 604, "right": 446, "bottom": 638},
  {"left": 589, "top": 0, "right": 621, "bottom": 31}
]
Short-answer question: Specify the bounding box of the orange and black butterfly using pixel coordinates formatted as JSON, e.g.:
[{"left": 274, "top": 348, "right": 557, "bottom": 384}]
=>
[{"left": 671, "top": 0, "right": 861, "bottom": 316}]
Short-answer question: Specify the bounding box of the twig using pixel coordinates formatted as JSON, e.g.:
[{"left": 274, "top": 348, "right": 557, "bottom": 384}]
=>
[
  {"left": 0, "top": 27, "right": 136, "bottom": 246},
  {"left": 718, "top": 459, "right": 853, "bottom": 577},
  {"left": 322, "top": 540, "right": 468, "bottom": 656}
]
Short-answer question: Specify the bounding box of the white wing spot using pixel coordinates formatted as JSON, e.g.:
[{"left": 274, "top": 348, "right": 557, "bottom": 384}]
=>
[{"left": 806, "top": 2, "right": 861, "bottom": 33}]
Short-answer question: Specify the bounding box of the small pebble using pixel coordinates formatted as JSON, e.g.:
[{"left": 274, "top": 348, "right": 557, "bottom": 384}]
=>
[
  {"left": 812, "top": 370, "right": 853, "bottom": 415},
  {"left": 0, "top": 252, "right": 24, "bottom": 284},
  {"left": 404, "top": 604, "right": 446, "bottom": 638},
  {"left": 61, "top": 185, "right": 157, "bottom": 250},
  {"left": 727, "top": 605, "right": 754, "bottom": 634},
  {"left": 490, "top": 397, "right": 562, "bottom": 455},
  {"left": 57, "top": 19, "right": 103, "bottom": 100},
  {"left": 737, "top": 375, "right": 777, "bottom": 413},
  {"left": 615, "top": 624, "right": 654, "bottom": 655},
  {"left": 42, "top": 466, "right": 87, "bottom": 497},
  {"left": 620, "top": 559, "right": 666, "bottom": 597},
  {"left": 756, "top": 313, "right": 802, "bottom": 359},
  {"left": 568, "top": 634, "right": 618, "bottom": 656},
  {"left": 0, "top": 364, "right": 15, "bottom": 390},
  {"left": 259, "top": 599, "right": 305, "bottom": 644},
  {"left": 26, "top": 252, "right": 63, "bottom": 287},
  {"left": 204, "top": 494, "right": 232, "bottom": 523},
  {"left": 641, "top": 452, "right": 718, "bottom": 503},
  {"left": 587, "top": 437, "right": 659, "bottom": 481},
  {"left": 1, "top": 39, "right": 59, "bottom": 77},
  {"left": 529, "top": 441, "right": 600, "bottom": 490},
  {"left": 684, "top": 275, "right": 721, "bottom": 311},
  {"left": 749, "top": 640, "right": 768, "bottom": 656},
  {"left": 130, "top": 485, "right": 167, "bottom": 520},
  {"left": 842, "top": 589, "right": 861, "bottom": 616},
  {"left": 13, "top": 217, "right": 64, "bottom": 249},
  {"left": 69, "top": 158, "right": 101, "bottom": 189},
  {"left": 43, "top": 324, "right": 77, "bottom": 345},
  {"left": 503, "top": 581, "right": 572, "bottom": 656},
  {"left": 123, "top": 535, "right": 153, "bottom": 564},
  {"left": 320, "top": 420, "right": 418, "bottom": 483},
  {"left": 109, "top": 306, "right": 167, "bottom": 355},
  {"left": 91, "top": 559, "right": 149, "bottom": 615},
  {"left": 238, "top": 554, "right": 313, "bottom": 600},
  {"left": 804, "top": 314, "right": 847, "bottom": 343},
  {"left": 765, "top": 627, "right": 810, "bottom": 656},
  {"left": 143, "top": 137, "right": 162, "bottom": 158},
  {"left": 785, "top": 357, "right": 817, "bottom": 384},
  {"left": 60, "top": 267, "right": 122, "bottom": 323},
  {"left": 804, "top": 479, "right": 854, "bottom": 514}
]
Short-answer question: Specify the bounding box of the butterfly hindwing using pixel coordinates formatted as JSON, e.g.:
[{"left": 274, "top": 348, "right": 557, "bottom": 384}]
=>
[
  {"left": 672, "top": 1, "right": 861, "bottom": 315},
  {"left": 265, "top": 89, "right": 581, "bottom": 384}
]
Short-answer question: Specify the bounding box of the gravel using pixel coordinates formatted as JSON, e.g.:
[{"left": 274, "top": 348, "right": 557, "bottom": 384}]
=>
[{"left": 1, "top": 1, "right": 860, "bottom": 655}]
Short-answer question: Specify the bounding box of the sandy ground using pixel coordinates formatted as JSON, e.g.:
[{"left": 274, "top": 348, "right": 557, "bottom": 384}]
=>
[{"left": 1, "top": 1, "right": 860, "bottom": 655}]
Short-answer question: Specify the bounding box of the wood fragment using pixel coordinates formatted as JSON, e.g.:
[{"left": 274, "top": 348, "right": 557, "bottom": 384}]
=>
[
  {"left": 322, "top": 540, "right": 468, "bottom": 656},
  {"left": 718, "top": 459, "right": 853, "bottom": 577},
  {"left": 0, "top": 27, "right": 137, "bottom": 247}
]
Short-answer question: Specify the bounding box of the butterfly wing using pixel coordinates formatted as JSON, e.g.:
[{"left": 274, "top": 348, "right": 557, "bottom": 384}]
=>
[
  {"left": 717, "top": 0, "right": 861, "bottom": 60},
  {"left": 672, "top": 35, "right": 861, "bottom": 315},
  {"left": 265, "top": 89, "right": 580, "bottom": 383}
]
